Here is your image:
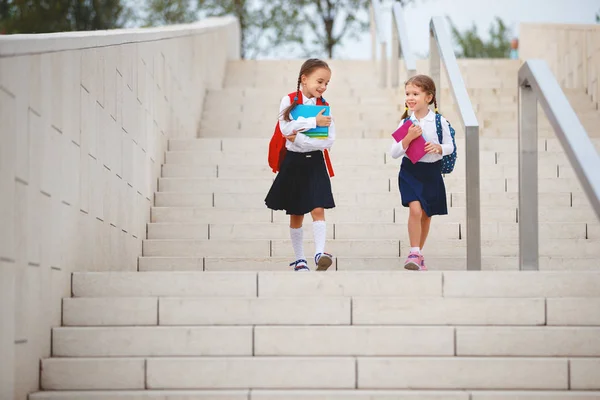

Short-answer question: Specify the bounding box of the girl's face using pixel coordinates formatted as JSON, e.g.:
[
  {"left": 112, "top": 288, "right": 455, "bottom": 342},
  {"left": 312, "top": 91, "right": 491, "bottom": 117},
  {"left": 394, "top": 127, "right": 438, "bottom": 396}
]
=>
[
  {"left": 405, "top": 83, "right": 433, "bottom": 113},
  {"left": 301, "top": 67, "right": 331, "bottom": 98}
]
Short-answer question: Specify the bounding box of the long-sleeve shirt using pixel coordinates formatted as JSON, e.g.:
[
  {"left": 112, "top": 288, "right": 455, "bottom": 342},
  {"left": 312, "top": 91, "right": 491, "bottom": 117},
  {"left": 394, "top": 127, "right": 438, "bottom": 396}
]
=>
[
  {"left": 390, "top": 110, "right": 454, "bottom": 163},
  {"left": 278, "top": 94, "right": 336, "bottom": 153}
]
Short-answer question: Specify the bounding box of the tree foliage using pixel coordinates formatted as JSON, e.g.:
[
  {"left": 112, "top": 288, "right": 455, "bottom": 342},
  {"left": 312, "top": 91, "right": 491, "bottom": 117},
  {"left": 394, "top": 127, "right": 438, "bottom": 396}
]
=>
[
  {"left": 0, "top": 0, "right": 129, "bottom": 34},
  {"left": 197, "top": 0, "right": 302, "bottom": 59},
  {"left": 449, "top": 16, "right": 511, "bottom": 58},
  {"left": 144, "top": 0, "right": 197, "bottom": 26},
  {"left": 293, "top": 0, "right": 369, "bottom": 59}
]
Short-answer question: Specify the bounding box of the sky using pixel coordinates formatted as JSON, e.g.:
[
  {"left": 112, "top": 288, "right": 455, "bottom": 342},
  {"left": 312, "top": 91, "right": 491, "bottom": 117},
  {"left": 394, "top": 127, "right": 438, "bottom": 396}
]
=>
[{"left": 293, "top": 0, "right": 600, "bottom": 59}]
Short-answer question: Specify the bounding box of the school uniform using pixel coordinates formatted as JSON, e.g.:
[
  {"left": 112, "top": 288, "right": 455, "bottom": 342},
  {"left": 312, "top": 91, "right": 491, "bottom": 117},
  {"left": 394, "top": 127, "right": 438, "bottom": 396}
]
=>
[
  {"left": 390, "top": 110, "right": 454, "bottom": 217},
  {"left": 265, "top": 94, "right": 336, "bottom": 215}
]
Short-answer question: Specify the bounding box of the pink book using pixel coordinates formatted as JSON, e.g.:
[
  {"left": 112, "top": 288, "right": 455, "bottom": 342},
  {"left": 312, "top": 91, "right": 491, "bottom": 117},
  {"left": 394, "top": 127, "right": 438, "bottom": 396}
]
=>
[{"left": 391, "top": 119, "right": 427, "bottom": 164}]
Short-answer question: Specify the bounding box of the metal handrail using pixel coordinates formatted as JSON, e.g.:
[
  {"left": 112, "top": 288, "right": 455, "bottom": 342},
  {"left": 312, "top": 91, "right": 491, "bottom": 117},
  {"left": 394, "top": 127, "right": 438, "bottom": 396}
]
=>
[
  {"left": 429, "top": 16, "right": 481, "bottom": 271},
  {"left": 518, "top": 60, "right": 600, "bottom": 270},
  {"left": 390, "top": 2, "right": 416, "bottom": 86},
  {"left": 369, "top": 0, "right": 387, "bottom": 87}
]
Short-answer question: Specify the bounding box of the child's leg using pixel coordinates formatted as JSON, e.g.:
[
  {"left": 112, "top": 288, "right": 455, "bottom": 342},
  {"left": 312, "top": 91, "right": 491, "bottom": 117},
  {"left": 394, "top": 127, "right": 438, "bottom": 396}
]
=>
[
  {"left": 290, "top": 215, "right": 305, "bottom": 261},
  {"left": 419, "top": 213, "right": 432, "bottom": 249},
  {"left": 310, "top": 208, "right": 326, "bottom": 255},
  {"left": 408, "top": 201, "right": 423, "bottom": 249},
  {"left": 310, "top": 208, "right": 332, "bottom": 270}
]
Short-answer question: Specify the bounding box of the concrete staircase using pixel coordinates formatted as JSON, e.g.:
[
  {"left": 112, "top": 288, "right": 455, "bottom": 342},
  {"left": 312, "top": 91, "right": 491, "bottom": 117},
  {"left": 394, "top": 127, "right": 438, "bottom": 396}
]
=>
[{"left": 31, "top": 60, "right": 600, "bottom": 398}]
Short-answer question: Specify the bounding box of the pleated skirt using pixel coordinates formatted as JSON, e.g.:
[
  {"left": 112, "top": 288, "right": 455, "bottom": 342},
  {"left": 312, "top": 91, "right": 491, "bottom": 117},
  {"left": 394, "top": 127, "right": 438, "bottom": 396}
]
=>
[
  {"left": 398, "top": 157, "right": 448, "bottom": 217},
  {"left": 265, "top": 150, "right": 335, "bottom": 215}
]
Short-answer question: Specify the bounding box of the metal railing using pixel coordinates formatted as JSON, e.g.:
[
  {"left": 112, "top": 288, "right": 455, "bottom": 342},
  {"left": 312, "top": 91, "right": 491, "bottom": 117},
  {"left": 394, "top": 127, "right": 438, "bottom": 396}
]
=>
[
  {"left": 429, "top": 16, "right": 481, "bottom": 271},
  {"left": 390, "top": 2, "right": 416, "bottom": 86},
  {"left": 518, "top": 60, "right": 600, "bottom": 270},
  {"left": 369, "top": 0, "right": 387, "bottom": 88}
]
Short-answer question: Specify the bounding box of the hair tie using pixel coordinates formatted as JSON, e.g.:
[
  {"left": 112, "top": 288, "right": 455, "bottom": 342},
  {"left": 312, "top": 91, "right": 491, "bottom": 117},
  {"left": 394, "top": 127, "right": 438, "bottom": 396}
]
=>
[
  {"left": 434, "top": 107, "right": 438, "bottom": 113},
  {"left": 404, "top": 106, "right": 409, "bottom": 111},
  {"left": 294, "top": 96, "right": 298, "bottom": 101}
]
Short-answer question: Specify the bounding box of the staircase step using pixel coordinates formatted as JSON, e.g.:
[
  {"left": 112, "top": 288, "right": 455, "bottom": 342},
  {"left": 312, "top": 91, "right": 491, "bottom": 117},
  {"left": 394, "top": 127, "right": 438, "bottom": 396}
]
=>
[
  {"left": 72, "top": 272, "right": 257, "bottom": 297},
  {"left": 158, "top": 297, "right": 350, "bottom": 325},
  {"left": 41, "top": 358, "right": 145, "bottom": 390},
  {"left": 52, "top": 327, "right": 252, "bottom": 356},
  {"left": 27, "top": 390, "right": 600, "bottom": 400}
]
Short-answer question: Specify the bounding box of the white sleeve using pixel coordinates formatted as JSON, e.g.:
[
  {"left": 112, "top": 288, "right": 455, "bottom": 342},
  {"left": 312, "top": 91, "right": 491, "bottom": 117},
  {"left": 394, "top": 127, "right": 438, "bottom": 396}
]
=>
[
  {"left": 293, "top": 113, "right": 335, "bottom": 151},
  {"left": 390, "top": 120, "right": 407, "bottom": 159},
  {"left": 278, "top": 95, "right": 317, "bottom": 136},
  {"left": 440, "top": 117, "right": 454, "bottom": 156}
]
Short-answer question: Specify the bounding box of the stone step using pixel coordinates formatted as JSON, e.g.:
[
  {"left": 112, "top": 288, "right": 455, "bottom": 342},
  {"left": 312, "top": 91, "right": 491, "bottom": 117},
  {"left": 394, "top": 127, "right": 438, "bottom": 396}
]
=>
[
  {"left": 161, "top": 163, "right": 569, "bottom": 180},
  {"left": 146, "top": 222, "right": 590, "bottom": 240},
  {"left": 51, "top": 325, "right": 600, "bottom": 357},
  {"left": 153, "top": 191, "right": 581, "bottom": 208},
  {"left": 26, "top": 390, "right": 600, "bottom": 399},
  {"left": 137, "top": 256, "right": 600, "bottom": 272},
  {"left": 70, "top": 271, "right": 600, "bottom": 298},
  {"left": 156, "top": 175, "right": 589, "bottom": 195},
  {"left": 141, "top": 238, "right": 600, "bottom": 258},
  {"left": 62, "top": 297, "right": 600, "bottom": 327},
  {"left": 52, "top": 326, "right": 253, "bottom": 357},
  {"left": 40, "top": 356, "right": 599, "bottom": 390}
]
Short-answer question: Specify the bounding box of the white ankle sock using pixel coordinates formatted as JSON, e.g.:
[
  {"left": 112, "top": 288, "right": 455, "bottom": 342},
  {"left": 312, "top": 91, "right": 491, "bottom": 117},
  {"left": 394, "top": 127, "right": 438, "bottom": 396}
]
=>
[
  {"left": 313, "top": 221, "right": 327, "bottom": 256},
  {"left": 410, "top": 247, "right": 421, "bottom": 254},
  {"left": 290, "top": 227, "right": 305, "bottom": 261}
]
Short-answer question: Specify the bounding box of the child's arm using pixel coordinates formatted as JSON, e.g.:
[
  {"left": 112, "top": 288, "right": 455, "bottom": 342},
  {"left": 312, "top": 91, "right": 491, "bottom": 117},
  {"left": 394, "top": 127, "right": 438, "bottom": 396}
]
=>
[
  {"left": 439, "top": 117, "right": 454, "bottom": 155},
  {"left": 293, "top": 114, "right": 335, "bottom": 151},
  {"left": 278, "top": 96, "right": 317, "bottom": 135},
  {"left": 390, "top": 122, "right": 422, "bottom": 159}
]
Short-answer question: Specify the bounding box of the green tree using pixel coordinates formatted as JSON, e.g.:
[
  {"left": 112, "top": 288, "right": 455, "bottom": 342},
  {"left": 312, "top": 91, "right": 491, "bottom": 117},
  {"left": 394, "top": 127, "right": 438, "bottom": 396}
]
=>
[
  {"left": 197, "top": 0, "right": 302, "bottom": 59},
  {"left": 0, "top": 0, "right": 129, "bottom": 34},
  {"left": 144, "top": 0, "right": 197, "bottom": 26},
  {"left": 294, "top": 0, "right": 369, "bottom": 59},
  {"left": 449, "top": 17, "right": 511, "bottom": 58},
  {"left": 596, "top": 10, "right": 599, "bottom": 23}
]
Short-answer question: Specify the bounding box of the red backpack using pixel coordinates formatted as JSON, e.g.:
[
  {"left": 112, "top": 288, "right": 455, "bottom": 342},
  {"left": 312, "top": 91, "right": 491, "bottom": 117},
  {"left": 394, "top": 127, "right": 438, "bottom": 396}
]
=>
[{"left": 268, "top": 91, "right": 334, "bottom": 177}]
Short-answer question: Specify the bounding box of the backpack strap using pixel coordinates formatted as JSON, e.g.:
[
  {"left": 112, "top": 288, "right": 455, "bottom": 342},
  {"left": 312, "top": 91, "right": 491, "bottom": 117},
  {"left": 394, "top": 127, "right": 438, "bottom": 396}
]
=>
[{"left": 435, "top": 113, "right": 443, "bottom": 144}]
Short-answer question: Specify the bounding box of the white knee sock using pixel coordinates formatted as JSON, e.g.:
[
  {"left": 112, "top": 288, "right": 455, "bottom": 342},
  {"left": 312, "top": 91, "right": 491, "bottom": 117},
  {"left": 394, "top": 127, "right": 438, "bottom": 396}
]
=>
[
  {"left": 313, "top": 221, "right": 327, "bottom": 256},
  {"left": 290, "top": 227, "right": 305, "bottom": 261}
]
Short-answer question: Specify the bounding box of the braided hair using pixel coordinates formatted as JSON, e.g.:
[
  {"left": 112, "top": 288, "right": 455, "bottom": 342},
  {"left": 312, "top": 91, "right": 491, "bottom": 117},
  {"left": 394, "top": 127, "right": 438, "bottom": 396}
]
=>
[
  {"left": 400, "top": 74, "right": 439, "bottom": 120},
  {"left": 282, "top": 58, "right": 330, "bottom": 121}
]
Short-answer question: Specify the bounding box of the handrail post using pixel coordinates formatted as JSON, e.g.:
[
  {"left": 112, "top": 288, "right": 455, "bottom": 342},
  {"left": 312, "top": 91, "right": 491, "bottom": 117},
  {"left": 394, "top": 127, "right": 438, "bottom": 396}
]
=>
[
  {"left": 429, "top": 26, "right": 441, "bottom": 111},
  {"left": 518, "top": 79, "right": 539, "bottom": 270},
  {"left": 429, "top": 17, "right": 481, "bottom": 271},
  {"left": 370, "top": 3, "right": 376, "bottom": 61},
  {"left": 380, "top": 41, "right": 387, "bottom": 88},
  {"left": 391, "top": 14, "right": 399, "bottom": 88}
]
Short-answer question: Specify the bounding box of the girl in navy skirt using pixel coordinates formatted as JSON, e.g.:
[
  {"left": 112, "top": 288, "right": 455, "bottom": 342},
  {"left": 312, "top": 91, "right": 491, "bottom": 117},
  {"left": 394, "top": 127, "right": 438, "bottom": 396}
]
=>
[
  {"left": 265, "top": 59, "right": 336, "bottom": 272},
  {"left": 390, "top": 75, "right": 454, "bottom": 271}
]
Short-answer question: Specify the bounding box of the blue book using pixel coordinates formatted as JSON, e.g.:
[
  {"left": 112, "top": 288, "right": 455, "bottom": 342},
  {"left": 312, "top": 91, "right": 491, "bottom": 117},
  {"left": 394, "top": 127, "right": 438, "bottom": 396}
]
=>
[{"left": 290, "top": 105, "right": 330, "bottom": 137}]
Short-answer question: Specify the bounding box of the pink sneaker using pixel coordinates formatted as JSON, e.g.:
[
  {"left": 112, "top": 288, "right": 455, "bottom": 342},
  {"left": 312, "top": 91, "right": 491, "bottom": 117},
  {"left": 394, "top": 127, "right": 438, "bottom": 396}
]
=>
[
  {"left": 404, "top": 251, "right": 422, "bottom": 271},
  {"left": 419, "top": 256, "right": 428, "bottom": 271}
]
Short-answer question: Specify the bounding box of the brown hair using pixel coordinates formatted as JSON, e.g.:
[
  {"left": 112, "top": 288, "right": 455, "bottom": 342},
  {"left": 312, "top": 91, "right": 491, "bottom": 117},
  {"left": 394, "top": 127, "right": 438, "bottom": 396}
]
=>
[
  {"left": 282, "top": 58, "right": 331, "bottom": 121},
  {"left": 401, "top": 74, "right": 438, "bottom": 120}
]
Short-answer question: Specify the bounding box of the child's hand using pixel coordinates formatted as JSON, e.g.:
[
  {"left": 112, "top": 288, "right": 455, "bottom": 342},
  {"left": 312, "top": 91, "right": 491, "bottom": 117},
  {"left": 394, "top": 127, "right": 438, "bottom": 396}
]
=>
[
  {"left": 287, "top": 131, "right": 298, "bottom": 142},
  {"left": 425, "top": 142, "right": 442, "bottom": 154},
  {"left": 408, "top": 124, "right": 422, "bottom": 140},
  {"left": 316, "top": 108, "right": 332, "bottom": 127}
]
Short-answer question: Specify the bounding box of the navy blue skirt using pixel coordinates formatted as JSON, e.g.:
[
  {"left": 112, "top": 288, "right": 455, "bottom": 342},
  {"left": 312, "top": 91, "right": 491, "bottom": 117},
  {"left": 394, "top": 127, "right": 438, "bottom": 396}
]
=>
[
  {"left": 398, "top": 157, "right": 448, "bottom": 217},
  {"left": 265, "top": 150, "right": 335, "bottom": 215}
]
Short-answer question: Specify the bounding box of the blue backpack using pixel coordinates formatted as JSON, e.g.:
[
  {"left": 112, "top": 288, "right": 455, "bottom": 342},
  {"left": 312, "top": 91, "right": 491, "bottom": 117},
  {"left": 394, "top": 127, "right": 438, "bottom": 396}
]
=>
[{"left": 434, "top": 113, "right": 457, "bottom": 174}]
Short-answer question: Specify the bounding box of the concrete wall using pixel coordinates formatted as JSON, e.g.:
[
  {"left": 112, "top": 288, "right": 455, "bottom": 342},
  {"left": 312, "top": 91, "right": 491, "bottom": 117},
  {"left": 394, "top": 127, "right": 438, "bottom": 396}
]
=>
[
  {"left": 0, "top": 16, "right": 240, "bottom": 400},
  {"left": 520, "top": 23, "right": 600, "bottom": 109}
]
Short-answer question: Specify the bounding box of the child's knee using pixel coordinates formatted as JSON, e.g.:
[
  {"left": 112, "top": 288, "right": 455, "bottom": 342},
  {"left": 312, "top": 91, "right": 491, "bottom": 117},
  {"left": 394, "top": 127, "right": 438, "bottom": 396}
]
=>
[
  {"left": 409, "top": 202, "right": 422, "bottom": 218},
  {"left": 310, "top": 208, "right": 325, "bottom": 220}
]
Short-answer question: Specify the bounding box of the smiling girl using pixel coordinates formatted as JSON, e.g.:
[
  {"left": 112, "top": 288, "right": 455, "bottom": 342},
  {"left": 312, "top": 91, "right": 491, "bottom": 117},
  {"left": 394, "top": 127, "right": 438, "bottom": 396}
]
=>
[
  {"left": 265, "top": 59, "right": 336, "bottom": 272},
  {"left": 390, "top": 75, "right": 454, "bottom": 271}
]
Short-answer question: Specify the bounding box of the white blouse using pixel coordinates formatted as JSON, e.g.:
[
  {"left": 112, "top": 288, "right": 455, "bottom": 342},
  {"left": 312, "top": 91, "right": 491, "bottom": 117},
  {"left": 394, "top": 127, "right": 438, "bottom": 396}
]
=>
[
  {"left": 278, "top": 93, "right": 336, "bottom": 153},
  {"left": 390, "top": 110, "right": 454, "bottom": 163}
]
